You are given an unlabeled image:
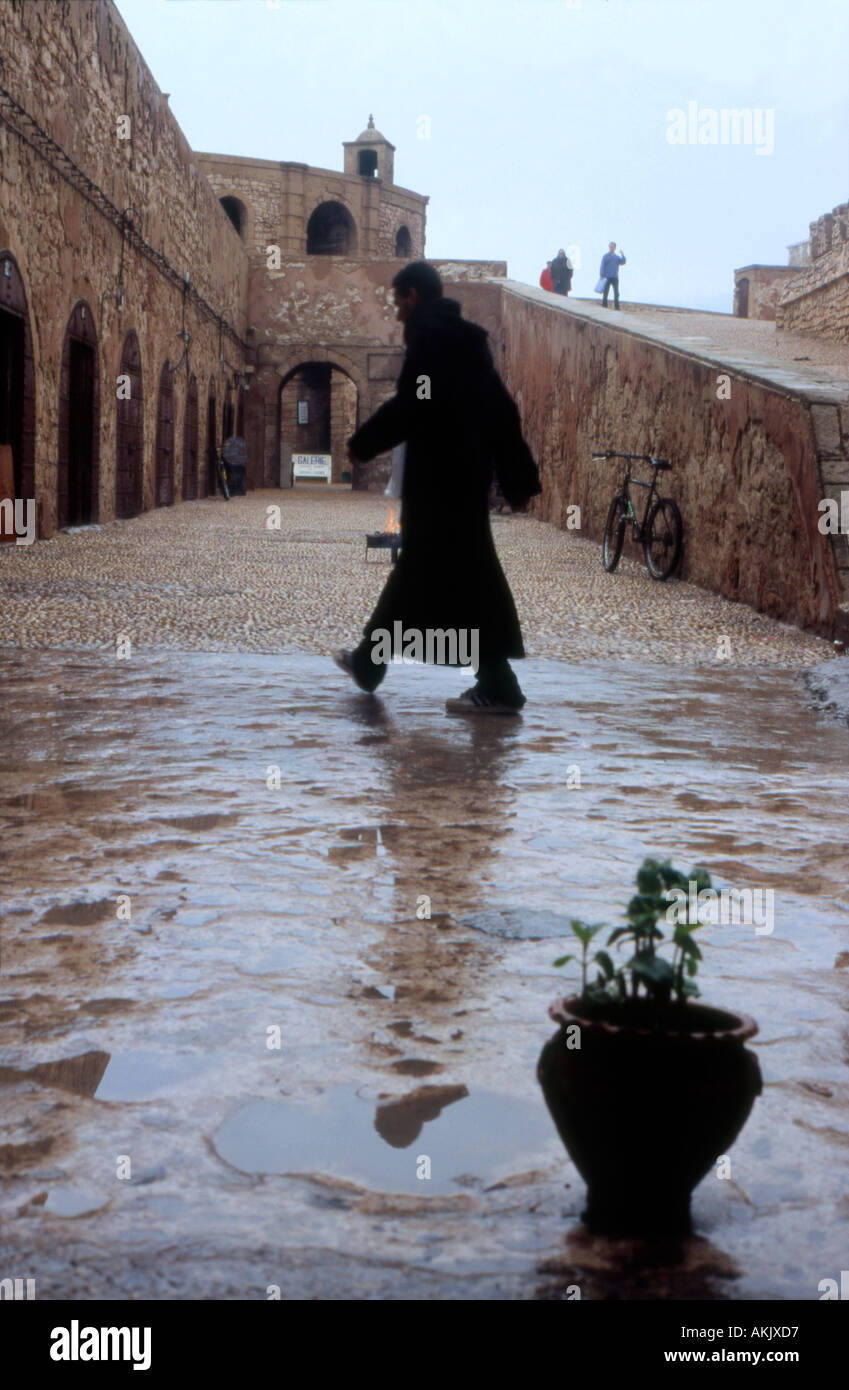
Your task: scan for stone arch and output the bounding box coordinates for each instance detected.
[0,251,36,507]
[154,360,175,508]
[394,225,412,258]
[277,356,359,487]
[205,377,217,495]
[219,195,248,239]
[306,200,358,256]
[182,373,199,500]
[115,329,143,518]
[57,300,100,528]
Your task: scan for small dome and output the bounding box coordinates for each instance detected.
[353,114,392,144]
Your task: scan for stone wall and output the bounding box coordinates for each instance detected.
[490,284,845,637]
[733,266,800,321]
[196,153,427,263]
[776,202,849,342]
[0,0,249,536]
[777,242,849,342]
[246,261,507,491]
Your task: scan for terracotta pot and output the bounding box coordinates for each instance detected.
[537,996,762,1236]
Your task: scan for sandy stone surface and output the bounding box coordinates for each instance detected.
[0,489,835,670]
[567,299,849,381]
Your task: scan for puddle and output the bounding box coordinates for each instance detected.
[460,908,578,941]
[212,1085,557,1195]
[93,1050,211,1102]
[42,1187,109,1218]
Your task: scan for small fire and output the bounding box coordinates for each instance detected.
[384,507,400,535]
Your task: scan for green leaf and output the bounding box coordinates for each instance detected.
[607,926,634,945]
[636,861,662,896]
[552,954,575,969]
[631,955,675,986]
[570,920,603,946]
[594,950,616,980]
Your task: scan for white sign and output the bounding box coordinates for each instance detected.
[292,454,332,480]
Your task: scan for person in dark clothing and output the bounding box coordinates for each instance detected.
[335,261,541,715]
[600,242,626,308]
[550,249,573,296]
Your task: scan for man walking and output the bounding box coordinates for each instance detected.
[550,249,573,296]
[600,241,626,308]
[335,261,540,715]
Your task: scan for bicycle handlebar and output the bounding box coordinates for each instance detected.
[592,451,670,466]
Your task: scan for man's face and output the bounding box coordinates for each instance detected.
[609,243,616,252]
[393,287,419,323]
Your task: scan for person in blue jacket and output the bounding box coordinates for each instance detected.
[600,243,626,309]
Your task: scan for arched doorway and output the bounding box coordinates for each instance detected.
[205,379,217,495]
[58,301,100,528]
[154,362,174,508]
[220,196,247,238]
[115,330,143,518]
[0,252,36,506]
[278,361,358,487]
[306,201,358,255]
[735,277,749,318]
[394,225,411,258]
[182,374,199,500]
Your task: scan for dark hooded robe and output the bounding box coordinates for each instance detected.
[348,296,541,664]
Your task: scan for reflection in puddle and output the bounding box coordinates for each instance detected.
[94,1050,210,1102]
[375,1084,468,1147]
[212,1086,556,1195]
[0,1050,109,1097]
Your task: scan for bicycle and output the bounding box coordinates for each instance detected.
[215,450,231,501]
[593,450,683,580]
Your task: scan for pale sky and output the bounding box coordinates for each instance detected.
[115,0,849,312]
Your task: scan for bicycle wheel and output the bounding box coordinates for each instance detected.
[216,456,231,501]
[644,497,682,579]
[602,493,627,572]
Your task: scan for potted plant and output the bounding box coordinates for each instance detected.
[537,857,762,1236]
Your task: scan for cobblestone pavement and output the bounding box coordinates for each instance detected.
[0,489,834,669]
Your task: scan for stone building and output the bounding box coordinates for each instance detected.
[734,200,849,341]
[776,201,849,342]
[732,264,800,321]
[196,118,430,491]
[0,0,502,536]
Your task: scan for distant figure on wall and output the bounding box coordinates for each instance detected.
[540,262,553,292]
[550,249,573,296]
[600,242,626,309]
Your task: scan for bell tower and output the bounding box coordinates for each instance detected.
[343,115,395,185]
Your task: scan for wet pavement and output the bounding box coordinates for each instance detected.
[2,642,848,1299]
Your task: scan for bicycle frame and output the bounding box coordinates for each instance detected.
[593,452,664,539]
